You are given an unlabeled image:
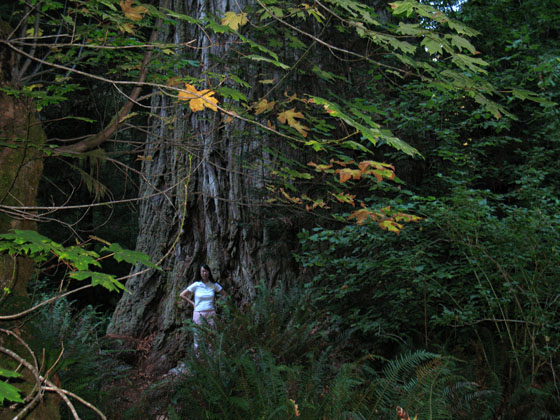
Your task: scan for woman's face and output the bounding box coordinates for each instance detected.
[200,267,210,281]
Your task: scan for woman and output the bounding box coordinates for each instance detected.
[180,263,226,350]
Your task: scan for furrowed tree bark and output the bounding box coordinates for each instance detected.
[107,0,300,373]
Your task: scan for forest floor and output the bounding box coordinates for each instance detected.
[102,363,179,420]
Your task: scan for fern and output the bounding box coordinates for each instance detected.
[28,296,124,420]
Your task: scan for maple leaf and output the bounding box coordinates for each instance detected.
[120,0,148,21]
[336,168,362,183]
[178,83,219,112]
[277,108,309,137]
[223,110,239,123]
[379,219,403,234]
[280,188,303,204]
[332,192,356,206]
[254,99,275,115]
[394,212,423,223]
[332,159,353,167]
[221,11,248,30]
[349,207,379,224]
[285,92,298,102]
[307,161,333,171]
[358,160,396,182]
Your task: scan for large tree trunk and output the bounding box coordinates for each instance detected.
[0,23,61,418]
[0,92,44,302]
[107,0,299,373]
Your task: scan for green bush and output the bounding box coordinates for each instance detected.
[297,184,560,419]
[161,281,481,420]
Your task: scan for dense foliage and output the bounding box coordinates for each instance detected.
[296,0,560,418]
[1,0,559,418]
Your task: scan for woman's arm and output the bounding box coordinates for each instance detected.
[180,289,195,307]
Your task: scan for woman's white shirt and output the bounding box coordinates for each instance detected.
[185,281,223,311]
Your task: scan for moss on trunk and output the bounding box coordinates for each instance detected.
[0,91,61,419]
[0,92,45,299]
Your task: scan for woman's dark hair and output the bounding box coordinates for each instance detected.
[197,263,215,282]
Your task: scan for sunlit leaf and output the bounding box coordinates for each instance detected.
[120,0,148,21]
[221,11,248,30]
[254,99,275,115]
[178,83,219,112]
[277,108,309,137]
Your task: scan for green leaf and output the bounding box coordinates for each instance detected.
[239,35,280,61]
[69,271,126,292]
[451,54,488,74]
[421,36,443,55]
[0,368,21,379]
[449,35,477,54]
[243,55,290,70]
[0,369,24,404]
[390,1,414,17]
[0,229,61,255]
[325,0,380,25]
[397,22,426,36]
[216,86,247,103]
[511,88,556,106]
[312,65,344,83]
[310,96,421,157]
[163,9,202,24]
[447,19,480,37]
[57,246,101,270]
[101,243,160,269]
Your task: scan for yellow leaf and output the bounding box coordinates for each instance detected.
[120,0,148,21]
[277,108,309,137]
[332,192,356,206]
[221,11,248,30]
[166,76,182,87]
[223,111,238,123]
[394,212,423,223]
[291,120,309,137]
[379,219,403,234]
[280,188,303,204]
[285,92,299,102]
[136,155,153,161]
[254,99,275,115]
[118,22,136,34]
[178,83,219,112]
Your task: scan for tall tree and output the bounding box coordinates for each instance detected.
[2,0,508,374]
[107,0,506,371]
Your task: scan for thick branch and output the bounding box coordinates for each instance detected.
[54,27,160,154]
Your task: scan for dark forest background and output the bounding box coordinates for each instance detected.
[1,0,559,419]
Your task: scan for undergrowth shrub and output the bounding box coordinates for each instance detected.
[160,281,481,420]
[29,296,126,420]
[296,183,560,419]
